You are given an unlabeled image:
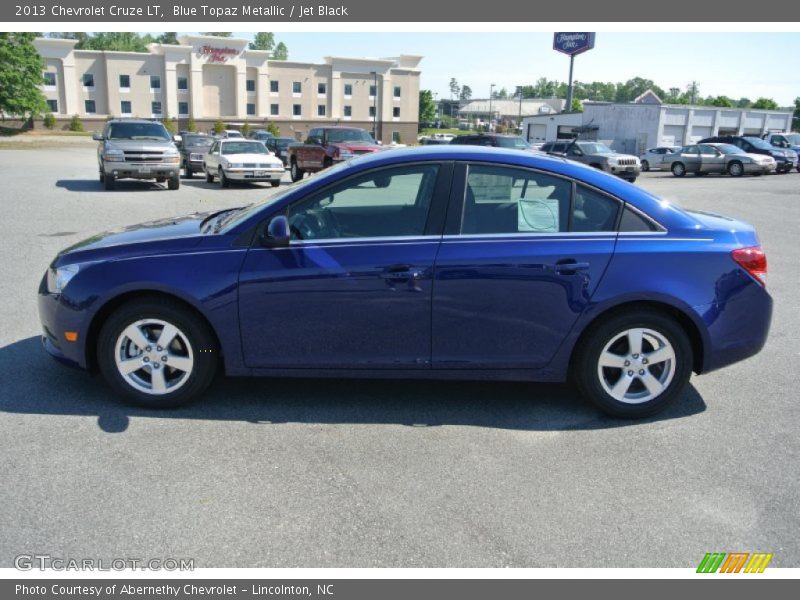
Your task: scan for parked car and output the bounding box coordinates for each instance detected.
[93,119,181,191]
[177,133,214,178]
[699,135,797,173]
[285,126,382,182]
[216,129,244,139]
[667,143,776,177]
[203,139,284,188]
[541,140,641,183]
[451,133,535,151]
[38,146,772,419]
[639,147,680,171]
[420,138,452,145]
[251,130,275,143]
[762,132,800,172]
[265,136,297,167]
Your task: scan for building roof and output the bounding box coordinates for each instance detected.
[458,98,565,117]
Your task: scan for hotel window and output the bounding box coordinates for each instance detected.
[120,101,132,115]
[343,105,352,117]
[270,103,279,116]
[393,107,401,118]
[293,104,302,117]
[317,104,326,117]
[84,100,96,114]
[292,81,302,94]
[369,106,376,118]
[344,83,353,97]
[150,75,161,91]
[177,77,188,92]
[119,74,130,89]
[246,79,256,93]
[270,80,279,93]
[46,99,58,113]
[369,85,376,97]
[247,103,256,116]
[178,102,189,116]
[43,72,56,87]
[82,73,94,88]
[317,82,327,95]
[151,101,162,116]
[394,86,401,98]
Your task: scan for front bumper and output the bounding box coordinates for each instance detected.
[37,278,89,370]
[744,162,777,174]
[225,168,284,182]
[608,164,641,178]
[104,161,179,180]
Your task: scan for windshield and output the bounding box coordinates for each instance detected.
[494,136,532,149]
[184,135,213,147]
[743,137,774,151]
[326,129,375,143]
[785,134,800,145]
[221,141,268,155]
[107,122,171,141]
[577,142,614,154]
[275,138,294,148]
[715,144,745,155]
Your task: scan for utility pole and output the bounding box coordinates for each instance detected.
[488,83,495,131]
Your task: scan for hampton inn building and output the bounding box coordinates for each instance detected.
[34,35,422,143]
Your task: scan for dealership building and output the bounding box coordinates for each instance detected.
[33,35,422,144]
[522,91,794,154]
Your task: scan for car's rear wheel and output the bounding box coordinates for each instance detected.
[640,160,650,172]
[574,309,693,418]
[671,162,686,177]
[97,299,218,408]
[290,160,304,182]
[727,161,744,177]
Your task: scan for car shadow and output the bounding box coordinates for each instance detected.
[55,179,169,192]
[1,336,706,434]
[180,178,284,190]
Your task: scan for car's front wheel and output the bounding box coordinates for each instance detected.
[219,169,230,188]
[184,161,193,178]
[574,309,693,418]
[290,160,304,182]
[671,162,686,177]
[205,165,214,183]
[97,298,218,408]
[640,160,650,172]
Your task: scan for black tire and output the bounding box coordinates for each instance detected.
[270,180,280,188]
[323,157,333,169]
[184,162,193,178]
[671,162,686,177]
[104,173,116,190]
[219,169,230,188]
[96,298,218,409]
[727,161,744,177]
[290,160,304,182]
[573,309,693,419]
[99,170,105,183]
[168,174,180,190]
[625,177,637,184]
[640,160,650,172]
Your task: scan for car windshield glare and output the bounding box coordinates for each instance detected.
[107,122,171,141]
[221,142,268,155]
[716,144,745,155]
[326,129,374,143]
[578,142,613,154]
[495,137,532,149]
[185,136,213,147]
[784,134,800,145]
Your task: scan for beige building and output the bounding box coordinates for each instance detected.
[34,35,422,144]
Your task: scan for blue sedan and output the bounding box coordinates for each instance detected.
[38,146,772,418]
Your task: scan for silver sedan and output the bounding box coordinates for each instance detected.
[639,147,680,171]
[667,143,776,177]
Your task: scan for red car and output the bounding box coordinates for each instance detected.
[286,127,382,181]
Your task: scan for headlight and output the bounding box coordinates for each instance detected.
[228,162,244,168]
[607,157,618,165]
[190,153,203,160]
[46,264,80,294]
[103,149,124,162]
[163,154,180,164]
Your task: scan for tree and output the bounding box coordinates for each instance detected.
[202,33,233,37]
[157,32,179,45]
[571,98,583,112]
[418,90,437,125]
[266,122,281,137]
[68,114,83,132]
[709,96,733,108]
[495,87,508,99]
[186,117,197,133]
[668,87,681,102]
[241,122,252,137]
[685,81,700,105]
[736,97,752,108]
[459,85,472,101]
[449,78,460,100]
[0,33,48,119]
[793,97,800,131]
[272,42,288,60]
[213,119,225,135]
[752,97,778,110]
[161,114,176,134]
[532,77,558,98]
[250,33,275,51]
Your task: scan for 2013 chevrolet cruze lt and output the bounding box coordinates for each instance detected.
[38,147,772,418]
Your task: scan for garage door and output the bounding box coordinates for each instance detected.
[690,125,712,141]
[661,125,684,146]
[527,123,547,142]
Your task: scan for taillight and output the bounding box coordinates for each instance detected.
[731,246,767,286]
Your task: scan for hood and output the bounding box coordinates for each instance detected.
[332,141,382,153]
[743,152,774,163]
[221,153,282,164]
[55,212,212,263]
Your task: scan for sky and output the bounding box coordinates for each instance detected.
[229,32,800,106]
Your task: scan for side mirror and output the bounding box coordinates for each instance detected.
[308,136,323,145]
[261,215,290,247]
[92,131,103,141]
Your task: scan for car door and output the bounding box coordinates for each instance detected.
[205,141,220,173]
[237,162,452,369]
[431,162,619,369]
[678,145,701,172]
[699,144,725,173]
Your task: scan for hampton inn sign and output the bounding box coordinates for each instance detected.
[199,45,240,63]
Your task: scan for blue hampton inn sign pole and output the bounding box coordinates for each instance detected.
[553,32,596,112]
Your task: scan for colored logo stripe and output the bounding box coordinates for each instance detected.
[697,552,773,573]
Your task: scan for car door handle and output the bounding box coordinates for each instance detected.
[380,265,426,281]
[553,260,590,274]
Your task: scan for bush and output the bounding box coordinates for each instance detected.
[43,113,56,129]
[68,115,83,132]
[266,122,281,137]
[241,121,252,137]
[213,119,225,135]
[186,117,197,133]
[161,116,176,134]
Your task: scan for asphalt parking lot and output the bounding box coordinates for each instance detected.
[0,138,798,568]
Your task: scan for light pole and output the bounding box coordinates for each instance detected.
[517,86,523,133]
[488,83,495,131]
